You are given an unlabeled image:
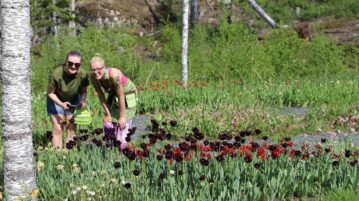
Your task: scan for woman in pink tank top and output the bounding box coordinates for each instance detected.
[89,54,138,149]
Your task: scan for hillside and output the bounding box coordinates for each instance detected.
[75,0,359,47]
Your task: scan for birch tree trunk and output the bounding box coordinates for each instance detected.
[69,0,76,35]
[52,0,58,36]
[190,0,198,25]
[0,0,37,200]
[181,0,189,88]
[248,0,278,28]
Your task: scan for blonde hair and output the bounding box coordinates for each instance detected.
[90,53,105,66]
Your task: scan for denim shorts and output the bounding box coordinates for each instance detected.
[46,96,80,115]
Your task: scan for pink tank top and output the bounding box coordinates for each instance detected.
[108,67,128,86]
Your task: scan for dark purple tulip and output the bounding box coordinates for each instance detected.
[203,140,209,146]
[345,150,352,158]
[79,129,88,134]
[254,163,261,169]
[281,142,288,148]
[235,136,241,142]
[245,130,252,136]
[190,144,197,151]
[218,133,227,141]
[234,141,241,148]
[124,183,131,189]
[216,155,224,162]
[332,160,339,167]
[152,122,159,130]
[255,129,262,135]
[321,138,327,143]
[126,151,136,160]
[165,151,173,160]
[240,139,246,144]
[194,133,204,140]
[125,136,131,142]
[174,155,183,162]
[133,169,141,176]
[244,155,252,163]
[199,175,205,181]
[284,137,291,142]
[46,131,53,140]
[162,121,168,126]
[94,128,103,135]
[325,147,331,153]
[199,158,209,166]
[142,149,150,158]
[159,172,166,179]
[156,155,163,161]
[166,134,172,140]
[149,137,157,144]
[294,150,302,157]
[159,128,166,135]
[262,136,268,141]
[140,143,147,149]
[179,142,189,151]
[268,145,277,151]
[169,120,177,127]
[114,162,121,169]
[192,127,199,134]
[164,144,172,151]
[66,143,74,150]
[190,139,198,144]
[349,159,358,166]
[239,131,246,137]
[185,135,191,142]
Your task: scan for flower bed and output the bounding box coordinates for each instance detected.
[36,120,359,201]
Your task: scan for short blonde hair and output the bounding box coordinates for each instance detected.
[90,53,105,66]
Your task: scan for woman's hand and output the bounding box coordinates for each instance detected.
[118,117,126,130]
[62,102,71,110]
[79,101,86,109]
[103,115,112,124]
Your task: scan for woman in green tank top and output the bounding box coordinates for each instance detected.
[47,51,89,149]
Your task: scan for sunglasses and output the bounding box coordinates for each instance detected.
[67,61,81,68]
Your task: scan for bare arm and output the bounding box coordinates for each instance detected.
[47,86,69,110]
[113,74,126,120]
[110,70,126,129]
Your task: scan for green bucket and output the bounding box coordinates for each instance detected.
[74,108,92,125]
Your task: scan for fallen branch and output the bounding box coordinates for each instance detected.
[206,0,213,11]
[248,0,278,28]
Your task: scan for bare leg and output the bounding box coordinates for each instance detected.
[65,115,76,143]
[50,115,65,149]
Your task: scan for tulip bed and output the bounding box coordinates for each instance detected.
[35,119,359,201]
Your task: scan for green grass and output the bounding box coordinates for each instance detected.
[320,188,359,201]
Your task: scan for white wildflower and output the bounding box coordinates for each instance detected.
[36,161,45,172]
[56,164,64,172]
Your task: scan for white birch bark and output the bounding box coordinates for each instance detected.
[181,0,189,88]
[52,0,58,36]
[69,0,76,35]
[248,0,278,28]
[0,0,37,200]
[190,0,198,24]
